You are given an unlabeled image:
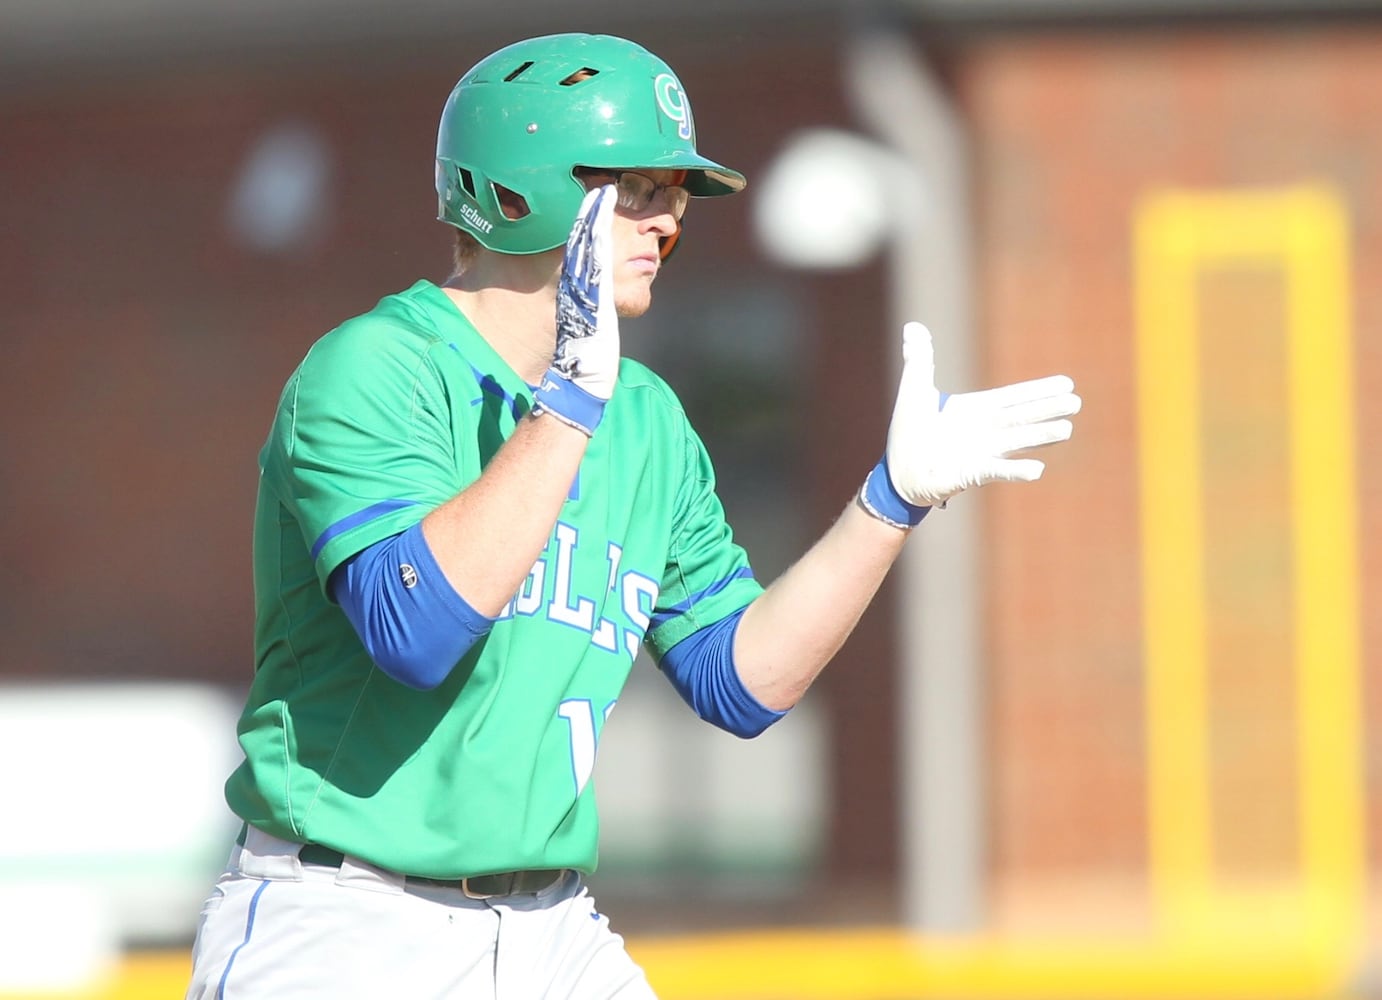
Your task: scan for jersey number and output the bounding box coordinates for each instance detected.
[558,698,616,796]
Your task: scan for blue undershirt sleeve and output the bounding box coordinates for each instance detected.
[657,607,786,739]
[330,522,495,690]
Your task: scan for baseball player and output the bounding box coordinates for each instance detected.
[185,31,1080,1000]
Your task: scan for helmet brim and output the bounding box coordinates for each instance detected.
[581,153,745,197]
[684,164,746,198]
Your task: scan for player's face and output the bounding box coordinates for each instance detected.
[579,169,687,318]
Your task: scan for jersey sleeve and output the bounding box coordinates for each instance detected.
[643,419,763,659]
[261,320,462,597]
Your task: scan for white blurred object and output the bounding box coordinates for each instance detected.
[0,682,243,946]
[751,127,924,270]
[226,120,334,253]
[0,883,116,991]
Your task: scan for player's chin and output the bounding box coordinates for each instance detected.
[614,286,655,319]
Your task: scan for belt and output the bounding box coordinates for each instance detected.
[296,842,565,899]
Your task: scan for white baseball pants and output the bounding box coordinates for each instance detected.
[185,826,656,999]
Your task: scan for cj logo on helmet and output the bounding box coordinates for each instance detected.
[654,73,695,142]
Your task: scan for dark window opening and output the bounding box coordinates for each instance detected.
[493,183,530,220]
[559,68,600,86]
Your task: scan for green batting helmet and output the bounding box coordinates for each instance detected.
[435,33,746,255]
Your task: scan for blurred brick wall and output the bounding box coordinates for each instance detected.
[958,22,1382,913]
[1,64,456,682]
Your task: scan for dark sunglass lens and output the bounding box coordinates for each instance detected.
[617,173,655,210]
[668,188,690,219]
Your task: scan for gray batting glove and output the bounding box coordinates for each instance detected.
[859,322,1082,527]
[532,185,619,436]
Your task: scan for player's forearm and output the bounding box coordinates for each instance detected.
[421,410,588,617]
[733,499,911,711]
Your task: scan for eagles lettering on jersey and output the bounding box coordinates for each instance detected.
[228,280,762,880]
[500,524,659,662]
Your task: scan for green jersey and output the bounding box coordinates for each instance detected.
[225,280,762,879]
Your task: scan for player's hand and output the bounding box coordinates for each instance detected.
[858,322,1081,527]
[532,184,619,436]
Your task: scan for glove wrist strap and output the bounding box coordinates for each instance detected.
[858,457,931,529]
[532,369,606,437]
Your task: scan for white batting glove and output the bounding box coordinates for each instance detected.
[532,184,619,436]
[859,322,1082,528]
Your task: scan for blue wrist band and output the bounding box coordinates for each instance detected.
[858,456,931,529]
[531,368,606,436]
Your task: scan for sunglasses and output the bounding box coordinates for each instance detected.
[576,170,691,221]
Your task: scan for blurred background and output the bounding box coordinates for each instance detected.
[1,0,1379,997]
